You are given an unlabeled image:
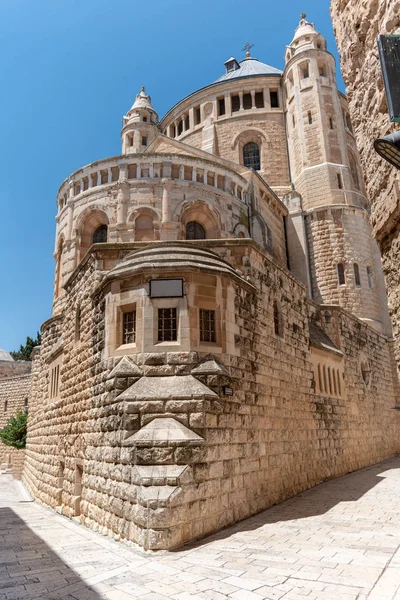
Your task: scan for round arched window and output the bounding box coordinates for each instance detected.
[186,221,206,240]
[243,142,261,170]
[93,224,108,244]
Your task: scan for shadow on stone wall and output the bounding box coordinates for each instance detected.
[0,507,102,600]
[173,457,399,552]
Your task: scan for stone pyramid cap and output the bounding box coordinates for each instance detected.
[130,86,156,113]
[107,356,142,379]
[192,359,229,376]
[118,374,217,401]
[128,417,204,446]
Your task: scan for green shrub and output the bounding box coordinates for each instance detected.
[0,410,27,449]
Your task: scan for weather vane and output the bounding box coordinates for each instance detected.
[242,42,254,57]
[300,12,307,19]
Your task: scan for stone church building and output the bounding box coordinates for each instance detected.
[21,17,400,550]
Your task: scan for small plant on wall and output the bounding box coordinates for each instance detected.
[0,410,27,449]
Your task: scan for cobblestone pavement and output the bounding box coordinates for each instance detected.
[1,458,400,600]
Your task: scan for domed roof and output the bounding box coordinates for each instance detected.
[130,87,156,113]
[291,16,319,44]
[0,349,13,362]
[103,243,252,288]
[215,57,282,83]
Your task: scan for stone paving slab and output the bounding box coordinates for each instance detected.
[1,458,400,599]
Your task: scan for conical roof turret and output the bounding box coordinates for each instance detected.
[130,86,156,113]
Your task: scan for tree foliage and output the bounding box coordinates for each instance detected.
[0,410,27,449]
[10,332,41,361]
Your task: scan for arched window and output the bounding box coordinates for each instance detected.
[186,221,206,240]
[93,224,108,244]
[243,142,261,171]
[337,263,345,286]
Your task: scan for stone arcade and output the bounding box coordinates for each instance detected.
[22,17,400,550]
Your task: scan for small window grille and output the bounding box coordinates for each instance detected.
[200,309,216,343]
[243,93,252,110]
[337,263,345,285]
[366,266,374,289]
[158,308,177,342]
[93,224,107,244]
[270,90,279,108]
[231,95,240,112]
[123,311,136,344]
[354,263,361,286]
[186,221,206,240]
[243,142,261,170]
[255,92,264,108]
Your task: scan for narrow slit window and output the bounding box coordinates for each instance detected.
[255,92,264,108]
[273,301,283,337]
[337,173,343,189]
[323,366,327,393]
[329,117,333,129]
[218,97,225,116]
[308,111,312,124]
[185,115,189,130]
[317,364,322,392]
[270,90,279,108]
[158,308,177,342]
[243,93,252,110]
[194,106,201,125]
[123,310,136,344]
[75,306,81,343]
[327,367,332,394]
[199,309,216,343]
[337,370,342,396]
[354,263,361,286]
[337,263,345,285]
[366,266,374,289]
[231,95,240,112]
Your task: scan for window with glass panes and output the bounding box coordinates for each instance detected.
[199,309,216,343]
[123,311,136,344]
[158,308,177,342]
[243,142,261,170]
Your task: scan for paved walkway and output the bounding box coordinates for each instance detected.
[1,458,400,600]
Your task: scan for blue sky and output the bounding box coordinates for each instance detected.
[0,0,342,352]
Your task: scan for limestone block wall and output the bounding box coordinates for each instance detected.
[306,206,385,329]
[0,373,30,478]
[23,241,400,550]
[0,360,31,379]
[330,0,400,370]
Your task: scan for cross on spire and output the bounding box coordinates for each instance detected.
[242,42,254,57]
[300,12,307,20]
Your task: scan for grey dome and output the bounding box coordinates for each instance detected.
[215,57,282,83]
[0,349,13,362]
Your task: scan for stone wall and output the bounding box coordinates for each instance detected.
[0,360,31,379]
[330,0,400,369]
[0,373,30,479]
[23,243,400,549]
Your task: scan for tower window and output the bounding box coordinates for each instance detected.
[4,400,7,413]
[243,93,252,110]
[231,95,240,112]
[24,398,28,414]
[186,221,206,240]
[366,266,374,289]
[308,111,312,124]
[143,116,148,122]
[93,224,108,244]
[178,120,183,135]
[270,90,279,108]
[319,63,327,77]
[273,301,283,337]
[123,310,136,344]
[185,115,189,130]
[255,92,264,108]
[158,308,177,342]
[243,142,261,171]
[354,263,361,286]
[329,117,333,129]
[218,97,226,116]
[75,306,81,343]
[337,263,345,286]
[142,136,147,146]
[194,106,201,125]
[299,62,310,79]
[337,173,343,189]
[292,114,296,127]
[199,309,216,343]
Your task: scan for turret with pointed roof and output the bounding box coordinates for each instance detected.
[121,86,159,154]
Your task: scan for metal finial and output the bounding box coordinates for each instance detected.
[242,42,254,57]
[300,12,306,20]
[141,86,145,93]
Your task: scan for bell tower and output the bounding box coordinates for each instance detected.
[283,16,391,334]
[121,87,159,154]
